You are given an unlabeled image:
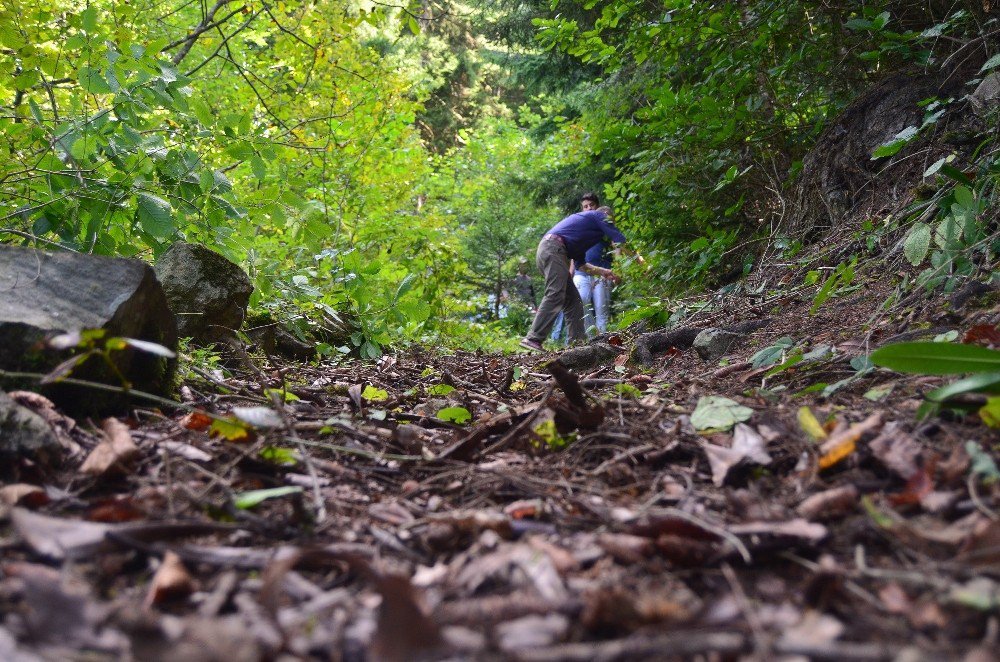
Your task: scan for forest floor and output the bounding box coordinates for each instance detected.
[2,238,1000,661]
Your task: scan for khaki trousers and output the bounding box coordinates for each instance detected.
[527,238,586,344]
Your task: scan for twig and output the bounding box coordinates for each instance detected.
[513,631,746,662]
[722,563,769,659]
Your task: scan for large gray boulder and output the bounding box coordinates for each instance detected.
[0,390,62,474]
[154,242,253,344]
[0,245,176,413]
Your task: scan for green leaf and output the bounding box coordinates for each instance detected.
[260,446,299,466]
[926,371,1000,402]
[79,65,111,94]
[136,192,174,238]
[437,406,471,424]
[234,486,302,509]
[394,273,417,302]
[871,342,1000,375]
[361,385,388,401]
[427,384,455,395]
[979,397,1000,428]
[980,53,1000,73]
[751,337,795,368]
[690,396,753,432]
[614,383,643,398]
[81,7,99,33]
[407,16,420,34]
[903,222,931,266]
[871,126,919,159]
[209,417,252,442]
[250,156,267,180]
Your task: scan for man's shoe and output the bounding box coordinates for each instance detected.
[519,338,544,352]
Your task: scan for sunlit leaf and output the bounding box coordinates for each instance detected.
[437,406,471,424]
[234,486,302,510]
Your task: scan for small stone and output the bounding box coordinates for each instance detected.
[0,391,62,475]
[693,328,742,361]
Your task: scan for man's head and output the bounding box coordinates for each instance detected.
[581,192,600,211]
[597,205,613,222]
[517,258,530,274]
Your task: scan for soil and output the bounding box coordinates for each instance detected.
[1,235,999,661]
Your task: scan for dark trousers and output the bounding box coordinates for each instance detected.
[527,238,585,344]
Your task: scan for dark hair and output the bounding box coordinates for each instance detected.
[581,192,600,206]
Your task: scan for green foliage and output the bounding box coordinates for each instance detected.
[437,406,472,424]
[870,342,1000,375]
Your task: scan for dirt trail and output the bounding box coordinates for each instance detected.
[2,245,999,661]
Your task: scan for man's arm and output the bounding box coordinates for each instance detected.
[579,262,620,282]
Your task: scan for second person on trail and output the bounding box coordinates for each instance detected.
[520,208,627,352]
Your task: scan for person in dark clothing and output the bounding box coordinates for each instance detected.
[520,209,626,351]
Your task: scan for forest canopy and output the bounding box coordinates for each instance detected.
[1,0,996,354]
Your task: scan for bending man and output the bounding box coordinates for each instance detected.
[520,208,626,352]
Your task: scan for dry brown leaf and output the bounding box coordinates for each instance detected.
[0,484,49,509]
[795,485,858,520]
[818,412,883,470]
[178,411,213,431]
[597,533,655,564]
[80,418,140,477]
[144,551,197,608]
[868,422,922,480]
[372,572,444,662]
[878,583,911,614]
[701,423,772,487]
[11,507,113,560]
[963,323,1000,347]
[1,561,126,653]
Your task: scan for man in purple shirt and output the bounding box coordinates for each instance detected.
[520,209,626,351]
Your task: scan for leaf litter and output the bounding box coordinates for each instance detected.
[2,272,1000,660]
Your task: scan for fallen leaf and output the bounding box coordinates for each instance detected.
[372,572,444,662]
[798,406,827,441]
[818,413,883,470]
[10,508,112,561]
[231,406,285,429]
[868,422,922,479]
[878,583,911,614]
[496,614,569,653]
[699,425,772,487]
[778,611,844,649]
[0,562,126,652]
[888,456,937,506]
[79,418,140,477]
[0,484,49,508]
[178,411,213,431]
[690,396,754,432]
[144,551,197,608]
[963,323,1000,347]
[795,485,859,520]
[159,440,212,463]
[233,486,303,510]
[208,417,254,442]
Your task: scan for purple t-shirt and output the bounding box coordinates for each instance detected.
[546,211,626,264]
